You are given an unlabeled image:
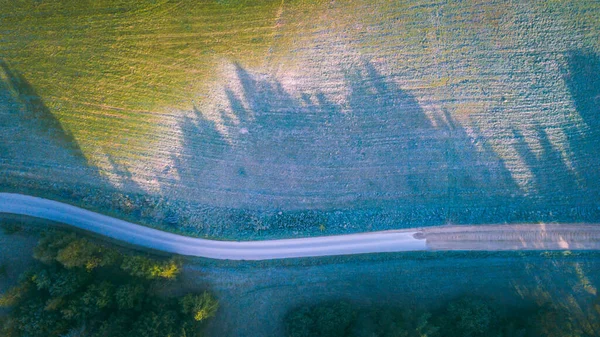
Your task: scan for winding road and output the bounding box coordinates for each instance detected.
[0,193,426,260]
[1,193,598,260]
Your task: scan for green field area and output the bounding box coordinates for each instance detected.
[1,0,600,238]
[1,0,294,159]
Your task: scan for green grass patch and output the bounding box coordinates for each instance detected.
[0,0,301,162]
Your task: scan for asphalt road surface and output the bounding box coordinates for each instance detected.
[0,193,426,260]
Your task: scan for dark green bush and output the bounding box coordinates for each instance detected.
[0,231,217,337]
[286,297,598,337]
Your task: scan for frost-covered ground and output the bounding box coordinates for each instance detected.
[1,1,599,239]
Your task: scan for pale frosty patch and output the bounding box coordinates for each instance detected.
[92,109,185,195]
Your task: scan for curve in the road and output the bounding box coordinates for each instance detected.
[0,193,427,260]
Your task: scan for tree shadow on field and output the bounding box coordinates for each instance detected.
[505,50,600,211]
[458,49,600,223]
[0,60,153,226]
[511,126,582,201]
[0,60,86,160]
[0,59,108,197]
[174,61,523,230]
[562,51,600,199]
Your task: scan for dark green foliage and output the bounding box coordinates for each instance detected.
[31,266,91,297]
[130,308,179,337]
[0,281,32,307]
[57,238,119,270]
[9,298,69,337]
[121,255,180,280]
[90,314,129,337]
[529,305,586,337]
[180,292,220,322]
[0,231,217,337]
[439,297,496,337]
[0,263,7,278]
[287,307,315,337]
[286,297,598,337]
[34,232,119,270]
[33,232,78,264]
[33,230,179,278]
[1,221,23,235]
[286,303,440,337]
[115,283,146,311]
[286,302,357,337]
[313,302,356,337]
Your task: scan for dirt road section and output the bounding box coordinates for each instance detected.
[423,224,600,250]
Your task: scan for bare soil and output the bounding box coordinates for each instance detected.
[423,224,600,250]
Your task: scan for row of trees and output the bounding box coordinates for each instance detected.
[286,297,599,337]
[0,230,218,337]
